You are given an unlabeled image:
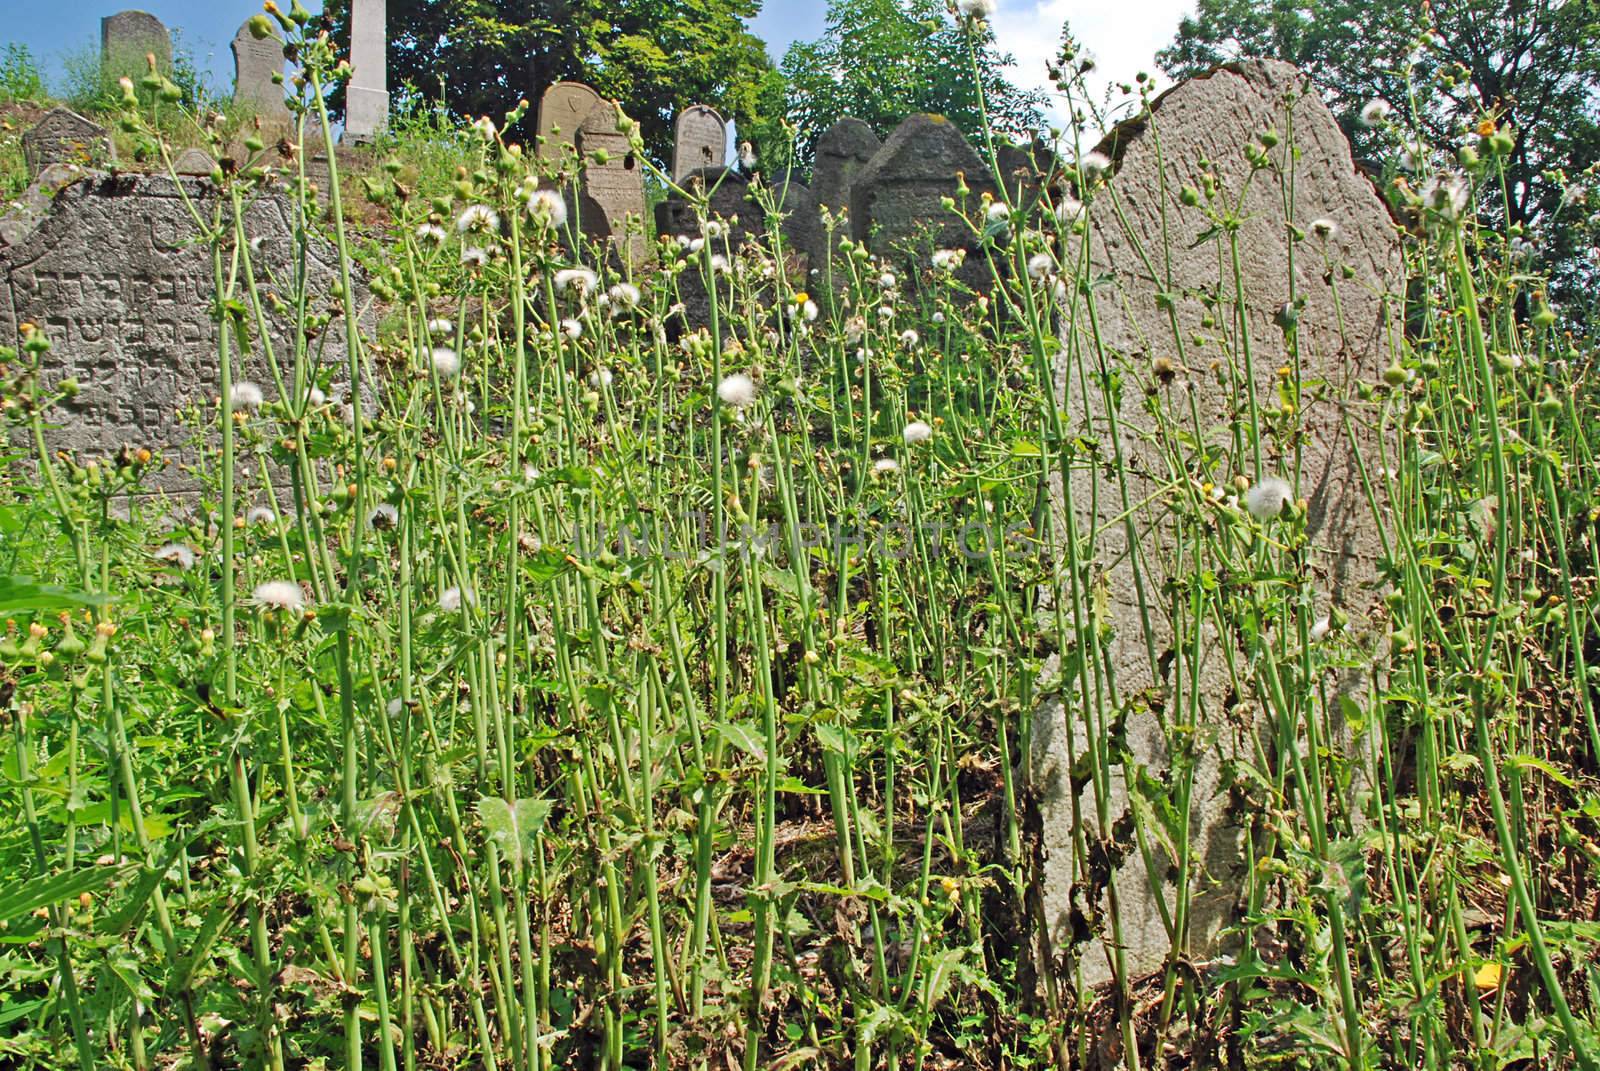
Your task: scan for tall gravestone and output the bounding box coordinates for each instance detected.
[1033,59,1397,987]
[21,108,113,177]
[0,174,367,490]
[671,105,727,183]
[536,81,601,166]
[851,114,996,287]
[344,0,388,140]
[232,19,291,129]
[101,10,171,80]
[574,101,646,268]
[812,117,880,213]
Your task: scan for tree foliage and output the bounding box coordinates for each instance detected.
[320,0,778,166]
[778,0,1046,169]
[1158,0,1600,312]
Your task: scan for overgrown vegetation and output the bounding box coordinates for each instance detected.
[1,6,1599,1071]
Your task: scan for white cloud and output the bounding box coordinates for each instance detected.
[988,0,1193,134]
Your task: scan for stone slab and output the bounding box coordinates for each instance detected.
[812,117,879,214]
[232,19,291,129]
[344,0,388,140]
[21,108,113,177]
[575,100,646,267]
[1034,58,1398,988]
[0,173,368,491]
[101,10,171,79]
[672,105,727,183]
[536,81,601,166]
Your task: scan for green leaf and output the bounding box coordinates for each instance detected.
[713,719,767,764]
[0,863,136,926]
[476,796,554,870]
[0,575,110,616]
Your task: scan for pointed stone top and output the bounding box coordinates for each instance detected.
[21,107,113,176]
[537,81,602,160]
[671,105,727,183]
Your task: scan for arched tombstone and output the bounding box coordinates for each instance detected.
[101,10,171,81]
[574,101,646,267]
[232,19,291,130]
[21,108,113,177]
[850,113,996,288]
[537,81,601,167]
[672,105,727,183]
[812,117,880,214]
[343,0,389,140]
[1033,58,1398,988]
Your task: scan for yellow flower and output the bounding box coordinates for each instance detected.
[1476,119,1497,138]
[1473,961,1502,991]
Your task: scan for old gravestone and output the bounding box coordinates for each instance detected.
[171,148,215,177]
[21,108,113,177]
[574,101,647,268]
[344,0,389,141]
[0,173,367,490]
[812,117,879,213]
[101,10,171,80]
[654,167,822,326]
[851,114,997,288]
[536,82,601,166]
[1032,59,1397,987]
[671,105,727,183]
[232,19,291,129]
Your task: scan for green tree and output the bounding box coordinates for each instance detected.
[778,0,1046,169]
[320,0,780,168]
[1158,0,1600,314]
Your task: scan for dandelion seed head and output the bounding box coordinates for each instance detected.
[525,188,567,228]
[1244,476,1293,520]
[560,318,583,340]
[957,0,997,19]
[1360,98,1392,128]
[1079,151,1112,182]
[460,246,489,267]
[554,268,598,296]
[252,579,305,614]
[415,223,446,244]
[155,542,196,570]
[430,346,461,379]
[1027,252,1054,279]
[456,204,500,235]
[902,420,934,446]
[247,505,276,526]
[873,457,899,475]
[1308,217,1340,242]
[439,586,471,613]
[230,380,264,410]
[368,502,399,530]
[607,282,641,307]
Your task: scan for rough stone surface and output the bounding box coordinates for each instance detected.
[811,118,879,213]
[575,101,646,267]
[101,10,171,78]
[850,114,995,286]
[0,173,366,490]
[654,167,821,326]
[171,148,216,177]
[232,20,291,129]
[671,105,727,183]
[344,0,388,141]
[1034,59,1397,987]
[536,82,601,165]
[22,109,113,177]
[0,166,83,248]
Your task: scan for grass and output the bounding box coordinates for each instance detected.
[1,11,1598,1071]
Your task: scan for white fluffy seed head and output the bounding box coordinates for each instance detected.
[1360,98,1392,128]
[230,380,264,410]
[456,204,500,234]
[1080,151,1112,182]
[430,346,461,379]
[439,586,472,613]
[902,420,933,445]
[1308,217,1340,242]
[1244,476,1293,520]
[247,505,276,526]
[554,268,598,296]
[526,188,568,229]
[368,503,399,530]
[1027,252,1054,279]
[957,0,997,19]
[717,373,757,409]
[252,579,305,614]
[155,542,196,570]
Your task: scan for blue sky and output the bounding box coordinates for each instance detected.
[0,0,1191,126]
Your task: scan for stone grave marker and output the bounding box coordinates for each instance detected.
[344,0,389,141]
[537,82,601,166]
[101,10,171,80]
[21,108,113,177]
[654,167,822,326]
[812,117,879,213]
[575,101,646,267]
[1033,58,1398,987]
[171,148,215,176]
[850,113,996,287]
[0,173,367,491]
[232,19,291,129]
[672,105,727,183]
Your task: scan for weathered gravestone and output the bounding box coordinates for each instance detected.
[21,108,113,177]
[344,0,389,141]
[1032,59,1397,987]
[671,105,727,183]
[0,166,80,249]
[0,173,366,490]
[171,148,216,177]
[575,101,647,267]
[850,114,996,287]
[536,82,601,166]
[812,117,879,213]
[232,19,291,129]
[654,167,823,326]
[101,10,171,79]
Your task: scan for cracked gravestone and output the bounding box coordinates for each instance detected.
[22,109,113,177]
[850,114,996,287]
[672,105,727,183]
[1033,58,1398,988]
[0,173,368,492]
[812,117,879,214]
